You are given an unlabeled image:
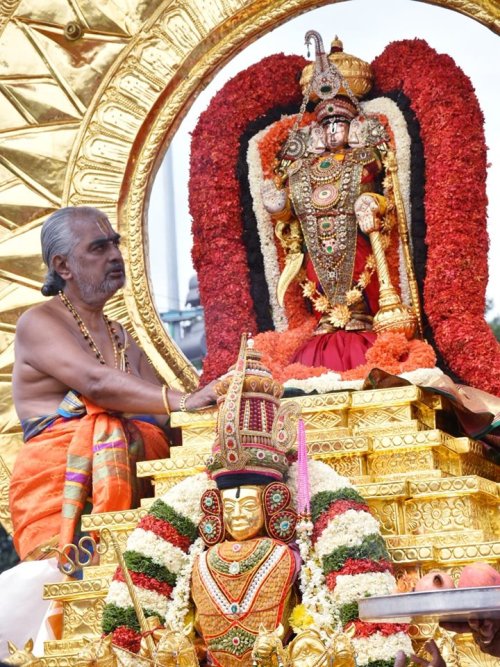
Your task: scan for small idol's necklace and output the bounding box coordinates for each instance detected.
[59,291,130,373]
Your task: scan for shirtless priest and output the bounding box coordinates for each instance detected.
[9,206,215,561]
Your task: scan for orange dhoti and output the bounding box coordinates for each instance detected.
[10,394,169,561]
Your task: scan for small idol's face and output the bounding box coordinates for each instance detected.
[323,119,350,150]
[289,630,327,667]
[221,485,265,541]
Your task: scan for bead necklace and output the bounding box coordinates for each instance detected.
[208,538,273,575]
[59,291,130,373]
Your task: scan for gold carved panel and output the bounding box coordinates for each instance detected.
[368,499,403,536]
[62,598,106,640]
[405,496,484,535]
[304,409,345,431]
[349,404,413,429]
[368,448,438,478]
[317,455,364,479]
[307,435,369,456]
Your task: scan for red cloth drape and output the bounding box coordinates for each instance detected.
[291,330,377,372]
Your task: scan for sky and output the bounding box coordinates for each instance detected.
[148,0,499,317]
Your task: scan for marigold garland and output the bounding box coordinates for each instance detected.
[254,318,327,382]
[341,331,436,381]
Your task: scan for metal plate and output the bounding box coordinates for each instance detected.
[358,586,500,623]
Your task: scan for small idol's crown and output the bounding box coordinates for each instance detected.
[208,334,299,489]
[300,36,373,101]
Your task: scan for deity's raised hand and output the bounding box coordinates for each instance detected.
[261,179,287,214]
[354,193,382,234]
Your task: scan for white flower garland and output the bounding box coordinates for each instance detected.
[163,537,205,631]
[314,510,381,558]
[247,123,289,332]
[291,461,349,636]
[332,571,396,606]
[290,459,353,497]
[284,372,364,393]
[107,579,133,610]
[126,528,187,574]
[295,516,340,640]
[107,580,168,618]
[288,459,406,666]
[284,365,443,394]
[352,632,414,666]
[161,472,214,524]
[287,458,354,510]
[105,473,212,616]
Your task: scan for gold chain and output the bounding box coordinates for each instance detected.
[59,291,130,373]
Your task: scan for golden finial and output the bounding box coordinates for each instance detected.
[300,34,373,100]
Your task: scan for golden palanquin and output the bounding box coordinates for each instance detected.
[37,386,499,666]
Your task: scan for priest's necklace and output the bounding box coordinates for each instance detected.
[59,291,130,373]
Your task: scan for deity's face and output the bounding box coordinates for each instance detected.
[323,119,350,150]
[289,630,327,667]
[307,124,326,154]
[221,485,265,541]
[347,117,366,148]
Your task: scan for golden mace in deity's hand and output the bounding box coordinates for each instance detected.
[354,193,418,340]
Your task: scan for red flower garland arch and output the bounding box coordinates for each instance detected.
[189,54,307,381]
[372,39,500,395]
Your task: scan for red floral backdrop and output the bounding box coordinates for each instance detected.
[372,40,500,394]
[190,54,307,380]
[189,42,500,395]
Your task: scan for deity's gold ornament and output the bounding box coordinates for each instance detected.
[300,36,373,101]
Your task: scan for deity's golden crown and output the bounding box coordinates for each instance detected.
[300,36,373,101]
